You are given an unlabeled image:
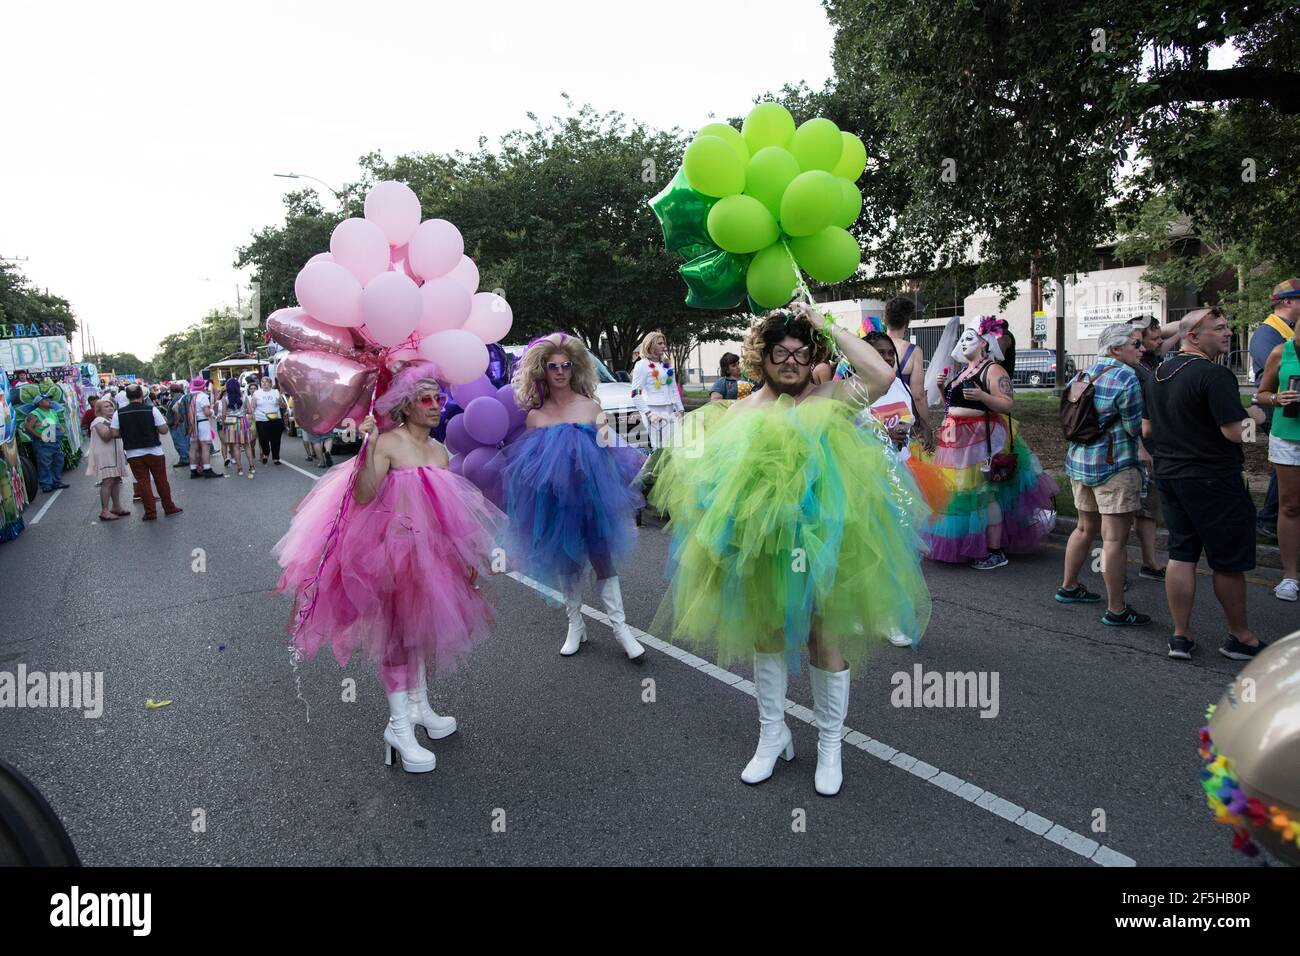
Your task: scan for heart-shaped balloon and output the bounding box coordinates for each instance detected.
[266,308,364,358]
[277,351,372,434]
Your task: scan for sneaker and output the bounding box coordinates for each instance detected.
[1257,524,1278,542]
[1168,635,1195,660]
[1102,606,1152,627]
[1274,579,1299,602]
[1220,635,1268,661]
[970,552,1008,571]
[887,630,913,647]
[1055,585,1101,603]
[1138,565,1166,581]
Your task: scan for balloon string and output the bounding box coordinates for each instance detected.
[779,240,871,405]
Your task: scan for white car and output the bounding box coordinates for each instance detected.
[503,344,645,446]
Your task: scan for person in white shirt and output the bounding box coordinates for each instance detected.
[188,376,216,478]
[251,377,288,464]
[630,329,684,450]
[109,384,182,520]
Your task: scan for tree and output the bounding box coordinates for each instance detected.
[239,102,749,373]
[0,262,78,340]
[819,0,1300,291]
[147,308,245,381]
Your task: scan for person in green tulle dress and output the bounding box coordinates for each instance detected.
[651,304,932,797]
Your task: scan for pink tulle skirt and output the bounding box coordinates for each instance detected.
[273,460,503,675]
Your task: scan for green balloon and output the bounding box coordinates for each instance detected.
[683,135,745,198]
[680,248,747,310]
[779,170,841,237]
[697,122,748,166]
[746,241,799,309]
[789,227,861,283]
[741,102,796,154]
[649,166,718,255]
[830,177,863,229]
[831,132,867,182]
[743,146,801,219]
[707,194,779,254]
[790,118,843,172]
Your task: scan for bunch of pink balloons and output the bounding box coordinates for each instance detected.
[442,377,528,506]
[269,180,514,436]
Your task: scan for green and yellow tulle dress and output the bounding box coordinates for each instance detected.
[649,395,932,671]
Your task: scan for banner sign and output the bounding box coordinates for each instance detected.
[0,336,72,372]
[0,321,66,339]
[1077,302,1162,340]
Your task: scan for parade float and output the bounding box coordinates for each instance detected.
[0,369,30,544]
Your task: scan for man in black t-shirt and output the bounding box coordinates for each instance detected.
[1143,308,1264,662]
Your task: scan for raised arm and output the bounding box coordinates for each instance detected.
[823,326,895,402]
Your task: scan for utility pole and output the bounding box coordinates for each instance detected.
[1055,274,1067,395]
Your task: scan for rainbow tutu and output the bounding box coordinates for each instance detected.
[923,414,1056,563]
[649,396,931,670]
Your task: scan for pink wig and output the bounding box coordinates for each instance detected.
[374,361,443,427]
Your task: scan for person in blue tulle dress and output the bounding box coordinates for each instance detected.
[500,333,647,660]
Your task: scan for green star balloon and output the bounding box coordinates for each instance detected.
[680,248,748,309]
[649,166,718,256]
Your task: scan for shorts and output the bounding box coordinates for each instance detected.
[1137,472,1161,521]
[1070,468,1140,515]
[1268,432,1300,466]
[1156,476,1256,572]
[196,421,214,443]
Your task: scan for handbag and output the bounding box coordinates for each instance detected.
[984,409,1018,482]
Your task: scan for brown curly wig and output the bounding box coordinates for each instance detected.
[740,307,831,384]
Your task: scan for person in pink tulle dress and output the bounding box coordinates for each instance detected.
[274,362,502,774]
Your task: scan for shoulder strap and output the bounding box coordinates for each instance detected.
[899,343,917,377]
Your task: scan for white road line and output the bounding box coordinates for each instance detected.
[281,460,321,482]
[505,569,1137,868]
[28,488,63,525]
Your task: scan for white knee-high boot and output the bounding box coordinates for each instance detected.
[809,665,850,796]
[409,664,457,739]
[383,691,436,773]
[598,576,645,660]
[741,653,795,784]
[560,576,587,656]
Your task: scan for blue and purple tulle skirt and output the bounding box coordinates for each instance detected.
[499,423,645,591]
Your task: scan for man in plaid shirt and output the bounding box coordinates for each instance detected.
[1057,323,1149,626]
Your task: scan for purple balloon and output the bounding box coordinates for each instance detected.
[447,453,463,476]
[463,396,509,445]
[462,445,503,492]
[495,383,526,427]
[505,423,527,444]
[451,375,497,406]
[445,414,475,455]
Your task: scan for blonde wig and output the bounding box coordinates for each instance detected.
[512,333,598,411]
[638,330,668,360]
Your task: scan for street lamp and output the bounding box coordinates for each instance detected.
[274,172,350,214]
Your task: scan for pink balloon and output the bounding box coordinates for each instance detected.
[417,278,473,336]
[330,217,390,286]
[463,395,509,445]
[266,307,362,357]
[417,329,488,385]
[446,255,479,295]
[407,219,463,280]
[364,181,422,247]
[463,291,513,343]
[307,252,335,265]
[387,346,422,363]
[277,351,371,434]
[361,271,422,347]
[295,260,363,328]
[341,369,377,428]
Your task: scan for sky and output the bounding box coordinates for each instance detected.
[1,0,836,362]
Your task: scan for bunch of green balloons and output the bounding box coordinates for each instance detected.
[651,102,866,310]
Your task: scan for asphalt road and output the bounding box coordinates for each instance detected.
[1,440,1291,867]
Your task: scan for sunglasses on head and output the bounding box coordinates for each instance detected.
[546,361,573,372]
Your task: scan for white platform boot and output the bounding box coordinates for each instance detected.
[560,576,587,656]
[598,576,645,660]
[383,691,436,773]
[741,653,795,784]
[810,665,850,796]
[409,666,457,740]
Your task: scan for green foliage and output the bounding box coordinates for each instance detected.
[148,308,246,381]
[95,352,150,378]
[0,262,77,339]
[238,102,749,372]
[815,0,1300,295]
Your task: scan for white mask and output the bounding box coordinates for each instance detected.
[952,329,981,362]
